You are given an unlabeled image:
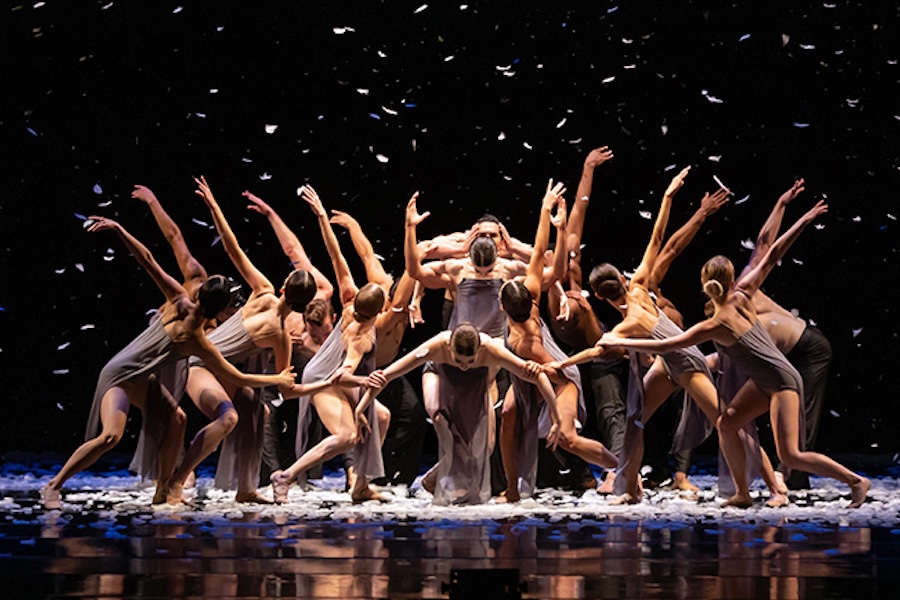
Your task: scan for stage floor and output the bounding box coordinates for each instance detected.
[1,458,898,599]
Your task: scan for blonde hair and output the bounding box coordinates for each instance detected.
[701,255,734,299]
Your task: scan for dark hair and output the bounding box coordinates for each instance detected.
[450,322,480,356]
[198,275,233,319]
[388,275,400,302]
[469,236,498,268]
[225,276,245,308]
[500,280,532,323]
[588,263,626,299]
[303,298,334,326]
[283,269,317,312]
[475,213,501,225]
[353,283,385,322]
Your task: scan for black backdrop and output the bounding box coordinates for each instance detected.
[1,1,897,457]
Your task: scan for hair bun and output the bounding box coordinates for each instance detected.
[703,279,724,298]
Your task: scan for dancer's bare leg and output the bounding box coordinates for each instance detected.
[152,379,188,505]
[43,385,135,508]
[770,391,870,508]
[234,389,272,504]
[498,388,521,503]
[717,383,772,508]
[555,383,617,469]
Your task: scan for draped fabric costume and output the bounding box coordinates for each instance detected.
[509,320,586,497]
[447,278,507,336]
[295,317,383,481]
[714,318,806,494]
[85,315,188,480]
[613,310,714,496]
[194,309,272,491]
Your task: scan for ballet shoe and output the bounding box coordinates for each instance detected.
[271,470,290,504]
[40,485,62,510]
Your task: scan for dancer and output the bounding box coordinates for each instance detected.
[270,185,388,504]
[41,216,295,509]
[600,200,870,508]
[499,180,616,501]
[363,322,560,505]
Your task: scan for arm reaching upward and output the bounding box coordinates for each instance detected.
[404,193,449,289]
[649,186,729,292]
[744,178,806,275]
[132,184,207,293]
[194,176,273,294]
[631,166,689,290]
[526,180,566,297]
[301,185,358,305]
[244,190,334,301]
[736,200,827,297]
[567,146,614,265]
[329,209,393,290]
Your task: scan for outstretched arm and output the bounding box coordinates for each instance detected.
[329,209,392,289]
[245,190,334,301]
[736,200,827,297]
[527,180,566,296]
[301,185,358,305]
[567,146,614,265]
[194,176,273,294]
[649,187,730,292]
[744,178,806,274]
[600,318,722,355]
[190,335,295,390]
[365,335,445,390]
[87,216,184,303]
[404,193,449,289]
[631,166,689,289]
[132,184,207,293]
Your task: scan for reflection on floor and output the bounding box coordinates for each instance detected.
[1,459,898,599]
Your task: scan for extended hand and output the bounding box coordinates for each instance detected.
[243,191,272,216]
[585,146,614,169]
[405,192,428,226]
[366,369,388,390]
[300,185,328,218]
[329,209,358,230]
[700,187,730,216]
[85,215,118,233]
[778,178,805,205]
[665,166,691,197]
[277,366,297,387]
[131,185,158,204]
[193,175,217,206]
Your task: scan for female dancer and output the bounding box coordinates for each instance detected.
[600,200,870,508]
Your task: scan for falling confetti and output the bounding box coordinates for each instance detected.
[414,4,428,13]
[375,154,389,163]
[265,124,278,134]
[93,183,103,194]
[639,211,652,220]
[852,328,863,337]
[741,239,755,250]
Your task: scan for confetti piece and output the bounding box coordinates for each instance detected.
[242,157,253,163]
[382,106,398,115]
[101,2,113,9]
[192,218,210,227]
[444,55,455,62]
[56,403,65,410]
[814,223,825,230]
[195,112,206,118]
[26,127,38,136]
[259,172,272,180]
[663,164,676,172]
[57,342,70,350]
[414,4,428,13]
[639,211,652,219]
[82,220,94,230]
[852,216,861,222]
[741,239,755,250]
[800,44,815,50]
[852,328,863,337]
[55,268,65,274]
[523,142,533,150]
[80,324,95,330]
[735,194,750,205]
[793,123,810,128]
[498,132,506,140]
[53,369,69,375]
[93,183,103,194]
[75,263,84,272]
[708,155,722,162]
[602,76,616,84]
[173,6,183,14]
[739,34,751,42]
[701,90,724,104]
[580,290,590,298]
[782,34,790,46]
[887,214,897,220]
[830,410,840,417]
[661,124,668,135]
[265,124,278,134]
[712,175,728,190]
[556,118,567,128]
[210,88,218,94]
[376,154,389,163]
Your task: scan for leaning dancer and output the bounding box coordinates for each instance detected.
[41,216,295,509]
[600,200,870,508]
[500,180,615,501]
[270,185,388,504]
[364,323,559,505]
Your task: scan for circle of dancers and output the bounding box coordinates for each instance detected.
[40,148,870,511]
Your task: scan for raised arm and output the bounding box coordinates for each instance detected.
[132,184,207,294]
[527,180,566,295]
[736,200,827,297]
[745,178,806,274]
[631,166,689,289]
[404,193,449,289]
[567,146,614,262]
[301,185,358,305]
[244,190,334,301]
[87,216,184,303]
[194,176,273,294]
[649,186,729,292]
[329,209,393,289]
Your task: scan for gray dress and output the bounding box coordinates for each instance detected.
[295,317,383,481]
[448,278,507,337]
[86,315,188,480]
[509,319,586,497]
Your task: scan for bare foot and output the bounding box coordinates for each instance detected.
[596,472,616,495]
[271,471,291,503]
[774,471,789,495]
[721,493,753,508]
[183,471,196,490]
[235,491,274,504]
[151,483,168,505]
[40,485,61,510]
[166,479,185,506]
[420,467,437,495]
[352,486,388,504]
[610,492,640,506]
[496,488,520,504]
[849,477,871,509]
[668,472,699,493]
[765,492,790,508]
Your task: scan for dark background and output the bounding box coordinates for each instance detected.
[1,1,897,458]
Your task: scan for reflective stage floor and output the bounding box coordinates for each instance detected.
[2,456,899,599]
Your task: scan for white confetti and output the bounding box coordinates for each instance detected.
[580,290,590,298]
[701,90,724,104]
[498,132,506,141]
[103,256,114,262]
[444,55,455,62]
[663,164,677,172]
[460,4,468,9]
[55,268,66,274]
[56,403,65,410]
[829,410,840,418]
[852,216,861,222]
[782,34,790,46]
[333,27,348,34]
[195,112,206,118]
[792,123,810,128]
[661,124,668,135]
[739,34,751,42]
[75,263,84,272]
[791,258,803,265]
[814,223,825,230]
[265,124,278,134]
[53,369,69,375]
[639,211,652,220]
[735,194,750,205]
[173,6,183,14]
[708,155,722,162]
[259,172,272,181]
[740,239,755,250]
[712,175,728,190]
[800,44,815,50]
[241,157,253,163]
[97,200,111,207]
[210,88,218,94]
[101,2,113,9]
[523,142,532,150]
[357,88,370,95]
[57,342,71,350]
[80,324,95,330]
[93,183,103,194]
[192,218,210,227]
[376,154,389,163]
[556,118,567,128]
[34,1,45,7]
[602,76,616,84]
[852,328,863,337]
[414,4,428,13]
[382,106,398,115]
[887,213,896,220]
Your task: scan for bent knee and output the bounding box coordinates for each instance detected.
[100,432,123,448]
[218,408,239,433]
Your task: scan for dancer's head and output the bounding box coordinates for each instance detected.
[473,214,502,245]
[198,275,235,320]
[589,263,627,301]
[500,280,532,323]
[353,283,385,322]
[469,236,498,271]
[700,255,734,301]
[283,269,317,312]
[449,322,480,370]
[303,298,335,345]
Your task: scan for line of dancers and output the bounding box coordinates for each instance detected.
[40,147,870,510]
